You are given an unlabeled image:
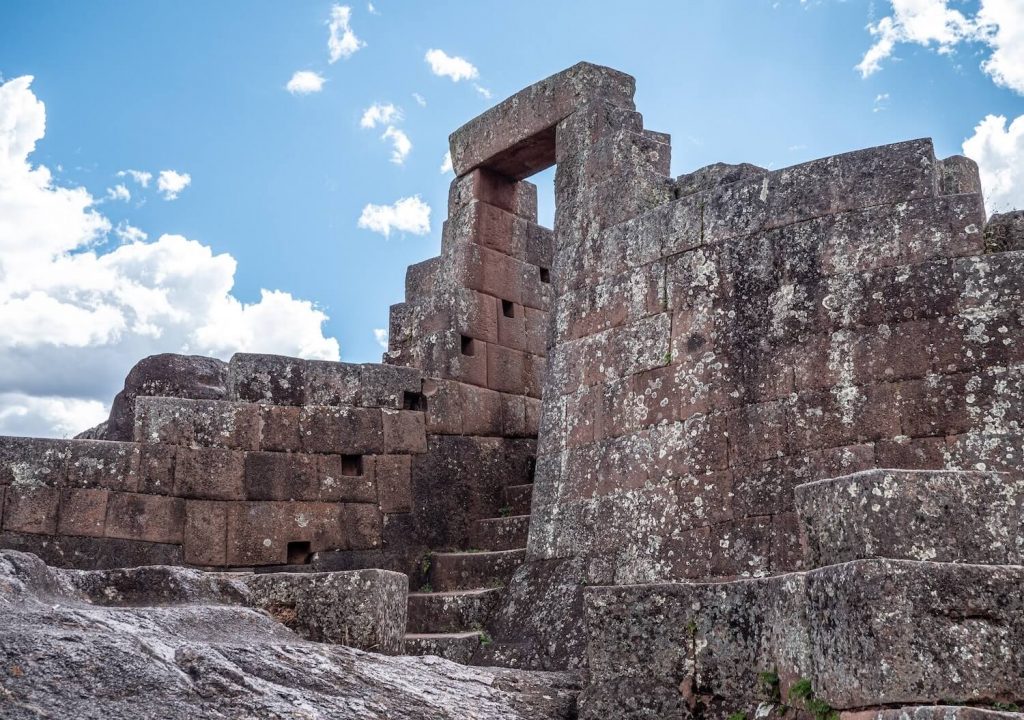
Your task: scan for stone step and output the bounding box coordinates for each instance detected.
[470,515,530,552]
[471,640,540,670]
[404,631,482,664]
[502,483,533,515]
[406,588,502,634]
[428,549,526,592]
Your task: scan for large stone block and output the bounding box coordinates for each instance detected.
[241,569,407,654]
[226,352,306,405]
[57,488,109,537]
[104,492,185,545]
[448,167,538,220]
[449,61,635,178]
[183,499,227,566]
[298,405,384,455]
[225,501,348,566]
[65,440,140,492]
[795,468,1024,567]
[243,451,320,501]
[134,396,260,451]
[582,560,1024,719]
[0,437,70,488]
[173,446,245,501]
[0,531,183,569]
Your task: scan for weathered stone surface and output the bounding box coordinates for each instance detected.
[796,468,1024,567]
[77,353,227,441]
[134,396,260,450]
[984,210,1024,252]
[449,62,635,178]
[0,550,580,719]
[582,559,1024,718]
[227,352,307,405]
[242,569,407,654]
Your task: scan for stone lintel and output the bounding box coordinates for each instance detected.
[449,61,636,180]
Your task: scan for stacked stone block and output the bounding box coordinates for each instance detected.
[580,468,1024,718]
[385,168,552,401]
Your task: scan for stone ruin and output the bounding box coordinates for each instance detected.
[3,62,1024,719]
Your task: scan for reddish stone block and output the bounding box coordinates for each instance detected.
[225,502,347,566]
[448,167,537,220]
[896,373,973,438]
[66,440,139,492]
[474,201,520,257]
[487,344,528,395]
[499,393,529,437]
[649,413,730,478]
[807,443,876,482]
[421,378,464,435]
[173,447,245,501]
[675,470,734,528]
[726,400,790,463]
[497,299,527,351]
[134,397,260,451]
[382,409,427,453]
[524,353,545,399]
[525,397,542,436]
[524,306,548,356]
[709,515,773,579]
[227,353,306,405]
[460,384,503,436]
[658,525,712,580]
[789,383,900,451]
[345,503,383,550]
[57,488,109,537]
[183,500,228,566]
[376,455,412,513]
[105,492,185,545]
[452,289,498,344]
[260,404,301,452]
[136,443,176,495]
[3,486,59,534]
[299,406,385,455]
[244,451,319,501]
[875,436,948,469]
[633,364,683,428]
[564,389,596,446]
[444,333,488,387]
[358,363,424,410]
[521,258,552,311]
[318,454,377,503]
[770,511,802,573]
[731,455,812,517]
[0,438,69,487]
[302,360,361,406]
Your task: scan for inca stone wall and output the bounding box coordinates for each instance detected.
[1,61,1023,716]
[437,62,1024,671]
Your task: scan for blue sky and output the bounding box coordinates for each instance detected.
[1,0,1023,436]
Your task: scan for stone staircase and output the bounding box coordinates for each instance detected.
[404,479,532,663]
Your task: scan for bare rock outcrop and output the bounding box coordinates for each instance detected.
[0,550,579,719]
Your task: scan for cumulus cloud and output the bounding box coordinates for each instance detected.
[156,169,191,200]
[328,5,365,62]
[963,113,1024,214]
[381,126,411,164]
[106,184,131,202]
[440,150,453,174]
[360,102,400,129]
[0,75,340,437]
[373,328,388,349]
[357,196,431,237]
[114,222,147,244]
[857,0,1024,94]
[286,70,326,95]
[424,49,479,82]
[118,169,152,188]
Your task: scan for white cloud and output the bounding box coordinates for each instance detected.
[873,92,890,112]
[114,222,147,244]
[424,49,479,82]
[156,169,191,200]
[360,102,400,128]
[0,75,340,437]
[857,0,1024,94]
[412,92,427,107]
[440,150,453,174]
[358,195,431,237]
[106,184,131,202]
[373,328,388,349]
[286,70,326,95]
[118,169,152,188]
[474,84,493,99]
[0,393,107,438]
[963,112,1024,214]
[328,5,365,62]
[381,126,411,164]
[367,2,379,14]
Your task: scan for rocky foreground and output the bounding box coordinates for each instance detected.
[0,551,579,719]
